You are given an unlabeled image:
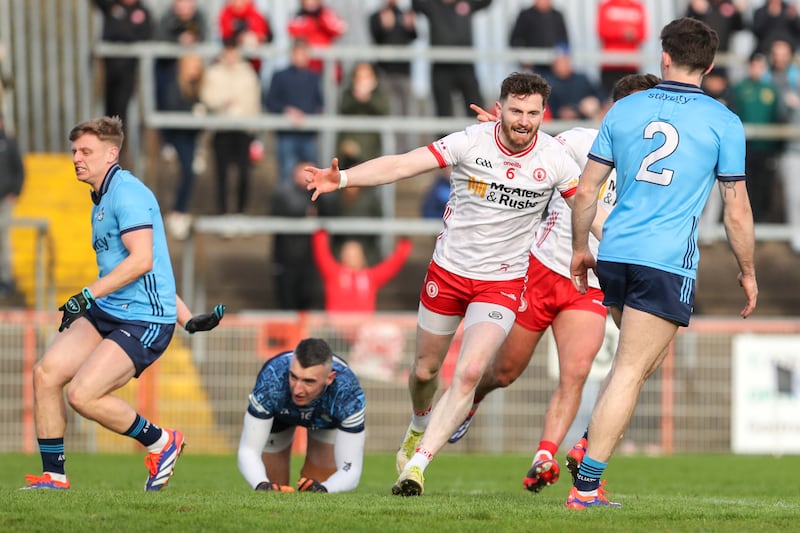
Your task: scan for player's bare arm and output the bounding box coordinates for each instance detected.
[570,160,612,292]
[305,148,441,201]
[591,203,610,241]
[176,295,194,326]
[563,195,608,242]
[719,180,758,318]
[86,228,153,299]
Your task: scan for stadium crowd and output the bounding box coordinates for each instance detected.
[89,1,799,259]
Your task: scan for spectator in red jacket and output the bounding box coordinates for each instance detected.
[312,229,412,313]
[287,0,347,77]
[596,0,648,95]
[218,0,272,71]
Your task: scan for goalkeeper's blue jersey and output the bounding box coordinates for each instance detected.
[588,81,746,279]
[247,352,366,433]
[90,164,177,323]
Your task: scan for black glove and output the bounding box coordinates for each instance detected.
[296,477,328,493]
[58,287,94,332]
[184,304,226,333]
[255,481,294,492]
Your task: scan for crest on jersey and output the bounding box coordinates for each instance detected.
[533,168,547,182]
[426,280,439,298]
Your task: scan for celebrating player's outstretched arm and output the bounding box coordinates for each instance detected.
[304,148,440,201]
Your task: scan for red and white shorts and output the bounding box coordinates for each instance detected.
[419,260,525,315]
[516,254,607,332]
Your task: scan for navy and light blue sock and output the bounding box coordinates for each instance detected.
[38,437,66,475]
[575,455,607,492]
[124,414,162,447]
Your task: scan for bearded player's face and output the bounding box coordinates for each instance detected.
[497,93,544,152]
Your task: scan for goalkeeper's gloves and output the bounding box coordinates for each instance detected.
[255,481,295,492]
[184,304,226,333]
[296,477,328,493]
[58,287,94,332]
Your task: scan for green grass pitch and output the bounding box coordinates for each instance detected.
[2,453,799,532]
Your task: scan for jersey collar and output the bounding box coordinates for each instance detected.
[91,163,121,205]
[655,80,704,94]
[494,122,538,157]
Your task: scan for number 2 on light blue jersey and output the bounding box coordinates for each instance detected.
[635,121,679,186]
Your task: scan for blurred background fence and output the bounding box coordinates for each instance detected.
[2,310,799,456]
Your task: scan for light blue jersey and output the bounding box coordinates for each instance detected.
[588,81,746,279]
[90,164,177,323]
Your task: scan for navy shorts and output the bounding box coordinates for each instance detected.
[84,305,176,378]
[596,260,694,327]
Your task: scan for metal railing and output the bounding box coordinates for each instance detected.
[11,217,54,313]
[94,41,769,168]
[179,216,795,315]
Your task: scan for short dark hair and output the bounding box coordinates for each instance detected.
[611,73,660,102]
[69,116,124,149]
[499,71,552,106]
[660,17,719,74]
[293,338,334,368]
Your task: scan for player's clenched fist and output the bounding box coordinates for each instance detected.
[296,477,328,493]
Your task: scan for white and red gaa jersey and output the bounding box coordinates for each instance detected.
[533,127,618,288]
[427,121,580,281]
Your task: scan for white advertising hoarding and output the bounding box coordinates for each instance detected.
[732,334,800,454]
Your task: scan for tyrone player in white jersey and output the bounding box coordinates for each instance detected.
[446,75,661,495]
[304,72,594,497]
